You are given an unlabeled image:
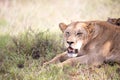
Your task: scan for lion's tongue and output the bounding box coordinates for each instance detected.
[67,47,78,53]
[67,47,74,53]
[67,47,78,57]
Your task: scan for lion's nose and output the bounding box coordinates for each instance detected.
[67,41,74,45]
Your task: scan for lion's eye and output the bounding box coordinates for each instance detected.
[65,32,70,36]
[76,32,83,36]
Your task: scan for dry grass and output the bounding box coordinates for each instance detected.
[0,0,120,35]
[0,0,120,80]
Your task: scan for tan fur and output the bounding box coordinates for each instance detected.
[44,21,120,67]
[102,41,111,57]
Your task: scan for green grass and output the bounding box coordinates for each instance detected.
[0,0,120,80]
[0,35,11,48]
[0,31,120,80]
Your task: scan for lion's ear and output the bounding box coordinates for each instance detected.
[91,22,100,39]
[59,23,68,32]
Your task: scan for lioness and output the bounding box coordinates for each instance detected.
[44,21,120,67]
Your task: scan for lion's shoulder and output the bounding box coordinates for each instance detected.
[92,21,120,32]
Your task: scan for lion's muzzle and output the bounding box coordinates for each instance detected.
[67,47,78,57]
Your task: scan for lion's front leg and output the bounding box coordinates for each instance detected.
[57,54,104,67]
[43,52,69,66]
[57,55,88,67]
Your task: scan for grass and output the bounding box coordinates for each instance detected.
[0,30,120,80]
[0,0,120,80]
[0,30,64,80]
[0,35,11,48]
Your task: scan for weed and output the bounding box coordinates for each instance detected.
[0,0,120,80]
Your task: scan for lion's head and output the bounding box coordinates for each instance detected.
[107,18,120,26]
[59,21,100,57]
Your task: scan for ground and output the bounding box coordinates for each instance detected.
[0,0,120,80]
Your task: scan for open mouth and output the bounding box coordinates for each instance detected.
[67,47,78,57]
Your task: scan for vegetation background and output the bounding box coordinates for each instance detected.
[0,0,120,80]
